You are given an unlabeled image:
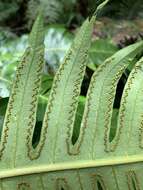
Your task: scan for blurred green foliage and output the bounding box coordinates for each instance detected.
[0,1,20,23]
[105,0,143,19]
[1,0,143,33]
[26,0,77,28]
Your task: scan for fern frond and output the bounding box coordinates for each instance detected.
[1,1,143,189]
[34,16,96,161]
[0,12,45,168]
[79,41,143,159]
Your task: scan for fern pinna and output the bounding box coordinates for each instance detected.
[1,1,143,189]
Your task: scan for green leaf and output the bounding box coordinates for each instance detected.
[109,108,119,142]
[40,74,53,96]
[0,12,45,167]
[89,39,118,69]
[26,17,95,162]
[72,96,86,145]
[2,2,143,190]
[39,16,96,161]
[118,56,143,154]
[78,41,143,159]
[0,98,8,139]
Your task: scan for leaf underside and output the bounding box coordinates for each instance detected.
[1,2,143,190]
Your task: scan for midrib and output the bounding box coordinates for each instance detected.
[1,154,143,179]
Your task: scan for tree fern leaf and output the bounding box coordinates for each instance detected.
[2,1,143,190]
[77,41,143,160]
[116,56,143,155]
[27,16,96,161]
[0,13,45,168]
